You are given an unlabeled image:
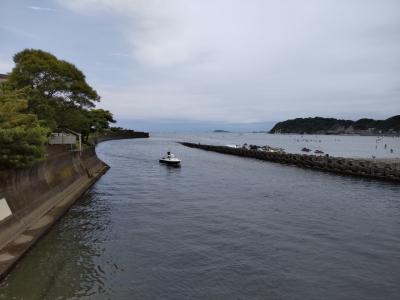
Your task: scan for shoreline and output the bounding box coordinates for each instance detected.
[0,132,149,281]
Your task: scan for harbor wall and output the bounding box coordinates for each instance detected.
[0,131,149,279]
[0,147,108,279]
[94,130,149,143]
[180,142,400,182]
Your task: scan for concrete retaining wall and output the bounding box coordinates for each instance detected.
[0,130,149,280]
[0,147,109,279]
[94,130,149,143]
[181,142,400,182]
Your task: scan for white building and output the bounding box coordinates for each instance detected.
[49,133,77,145]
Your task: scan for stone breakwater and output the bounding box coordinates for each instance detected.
[180,142,400,182]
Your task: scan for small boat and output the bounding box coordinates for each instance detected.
[301,147,311,152]
[159,151,181,166]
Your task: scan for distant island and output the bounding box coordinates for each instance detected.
[213,130,230,133]
[269,115,400,135]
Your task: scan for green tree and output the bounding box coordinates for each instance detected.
[87,109,115,132]
[0,87,49,169]
[82,109,116,142]
[6,49,100,129]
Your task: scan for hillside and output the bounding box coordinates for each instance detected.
[269,115,400,135]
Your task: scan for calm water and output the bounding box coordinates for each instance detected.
[1,135,400,299]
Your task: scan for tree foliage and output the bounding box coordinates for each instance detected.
[86,109,116,132]
[80,109,116,142]
[269,117,353,134]
[6,49,100,130]
[0,87,49,169]
[269,116,400,134]
[0,49,118,169]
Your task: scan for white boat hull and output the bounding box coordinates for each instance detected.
[159,158,181,165]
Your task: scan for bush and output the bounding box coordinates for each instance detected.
[0,88,49,169]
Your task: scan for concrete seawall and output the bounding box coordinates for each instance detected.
[180,142,400,182]
[0,131,149,280]
[94,130,149,143]
[0,147,108,279]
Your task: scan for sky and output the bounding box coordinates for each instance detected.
[0,0,399,131]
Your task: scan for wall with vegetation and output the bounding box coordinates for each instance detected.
[0,147,107,250]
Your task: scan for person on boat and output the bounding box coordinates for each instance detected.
[166,151,175,158]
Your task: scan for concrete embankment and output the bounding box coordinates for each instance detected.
[94,130,149,143]
[0,147,108,279]
[180,142,400,182]
[0,131,149,280]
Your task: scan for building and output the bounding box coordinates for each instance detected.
[49,133,77,145]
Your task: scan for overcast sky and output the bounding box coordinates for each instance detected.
[1,0,399,131]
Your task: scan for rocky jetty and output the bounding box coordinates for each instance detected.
[180,142,400,182]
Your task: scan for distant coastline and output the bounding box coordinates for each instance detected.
[269,115,400,135]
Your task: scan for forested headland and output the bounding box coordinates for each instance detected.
[269,116,400,135]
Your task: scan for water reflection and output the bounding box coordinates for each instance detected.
[0,189,113,300]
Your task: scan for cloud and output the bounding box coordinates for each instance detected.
[27,6,56,12]
[61,0,400,122]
